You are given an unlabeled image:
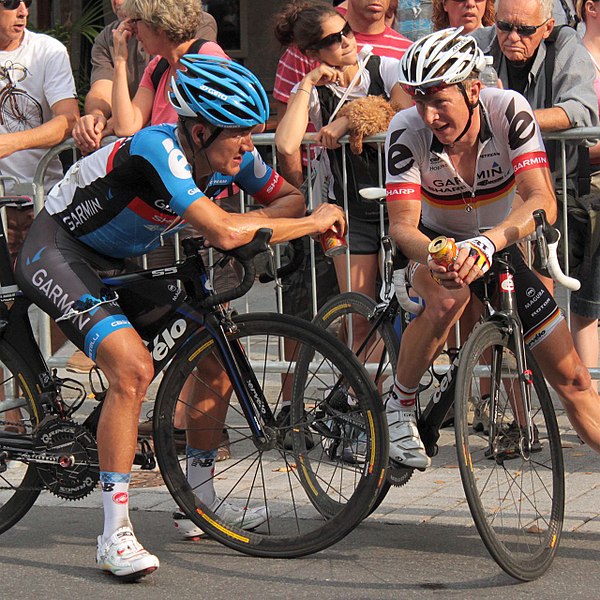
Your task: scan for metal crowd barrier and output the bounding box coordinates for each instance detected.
[28,128,600,380]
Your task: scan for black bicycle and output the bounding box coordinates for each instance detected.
[314,201,570,580]
[0,198,388,559]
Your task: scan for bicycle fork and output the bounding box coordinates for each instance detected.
[491,259,536,459]
[206,313,275,448]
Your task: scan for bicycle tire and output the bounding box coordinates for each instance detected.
[312,292,412,512]
[0,341,44,534]
[313,292,399,389]
[454,321,564,581]
[153,312,387,558]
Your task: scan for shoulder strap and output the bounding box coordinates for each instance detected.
[150,38,209,91]
[364,55,386,98]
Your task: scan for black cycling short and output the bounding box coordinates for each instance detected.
[15,209,185,360]
[419,225,564,349]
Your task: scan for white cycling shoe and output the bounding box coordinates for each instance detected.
[386,410,431,470]
[173,496,269,540]
[96,526,159,581]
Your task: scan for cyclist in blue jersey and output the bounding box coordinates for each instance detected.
[15,55,345,581]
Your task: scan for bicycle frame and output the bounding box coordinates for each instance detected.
[0,230,276,458]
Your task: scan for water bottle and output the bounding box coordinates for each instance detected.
[480,56,500,88]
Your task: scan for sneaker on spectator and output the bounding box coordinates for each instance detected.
[472,395,491,434]
[173,497,268,539]
[485,421,542,461]
[275,405,314,450]
[66,349,95,374]
[96,526,159,580]
[386,409,431,469]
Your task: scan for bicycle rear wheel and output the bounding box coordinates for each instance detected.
[312,292,412,512]
[0,342,44,534]
[454,321,564,581]
[312,292,399,390]
[153,312,387,558]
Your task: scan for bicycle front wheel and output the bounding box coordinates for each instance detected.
[454,321,564,581]
[0,341,44,534]
[153,312,387,558]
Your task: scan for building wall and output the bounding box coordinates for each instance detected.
[243,0,285,94]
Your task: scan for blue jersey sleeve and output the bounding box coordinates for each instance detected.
[233,149,284,205]
[129,125,207,216]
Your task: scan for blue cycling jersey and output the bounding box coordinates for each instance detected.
[45,124,283,258]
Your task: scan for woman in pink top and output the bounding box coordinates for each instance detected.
[111,0,228,134]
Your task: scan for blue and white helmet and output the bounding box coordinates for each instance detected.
[170,55,270,127]
[398,28,486,96]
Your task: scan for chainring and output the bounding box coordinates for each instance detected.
[33,416,99,500]
[387,461,414,487]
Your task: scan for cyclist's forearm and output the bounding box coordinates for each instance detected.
[389,221,431,264]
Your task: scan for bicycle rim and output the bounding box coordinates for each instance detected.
[312,292,399,391]
[454,321,564,580]
[154,312,387,557]
[0,343,44,534]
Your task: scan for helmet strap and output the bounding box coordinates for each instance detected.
[199,126,224,150]
[446,82,479,147]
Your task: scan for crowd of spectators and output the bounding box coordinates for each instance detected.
[2,0,598,385]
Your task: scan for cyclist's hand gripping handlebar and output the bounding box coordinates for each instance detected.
[533,209,581,291]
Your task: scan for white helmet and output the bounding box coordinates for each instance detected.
[398,27,486,96]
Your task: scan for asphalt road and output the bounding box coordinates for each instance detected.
[1,503,600,600]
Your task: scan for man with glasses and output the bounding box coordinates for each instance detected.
[470,0,598,200]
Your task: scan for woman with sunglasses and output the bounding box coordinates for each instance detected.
[275,1,410,346]
[432,0,495,33]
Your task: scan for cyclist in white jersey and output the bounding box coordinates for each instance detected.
[383,27,600,469]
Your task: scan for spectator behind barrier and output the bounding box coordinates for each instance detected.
[432,0,495,32]
[470,0,598,198]
[272,0,412,333]
[275,1,411,362]
[471,0,600,385]
[72,0,218,155]
[0,0,79,424]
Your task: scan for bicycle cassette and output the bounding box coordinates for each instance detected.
[33,416,99,500]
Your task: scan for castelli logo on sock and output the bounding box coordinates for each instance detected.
[112,492,129,504]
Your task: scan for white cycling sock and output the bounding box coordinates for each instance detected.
[186,447,218,506]
[386,379,418,412]
[100,471,132,540]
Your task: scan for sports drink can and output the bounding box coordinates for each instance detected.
[428,236,457,267]
[320,228,347,257]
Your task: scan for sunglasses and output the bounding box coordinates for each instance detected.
[0,0,31,9]
[312,22,353,50]
[496,19,548,36]
[400,82,449,97]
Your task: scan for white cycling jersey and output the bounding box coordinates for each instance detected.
[384,87,549,241]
